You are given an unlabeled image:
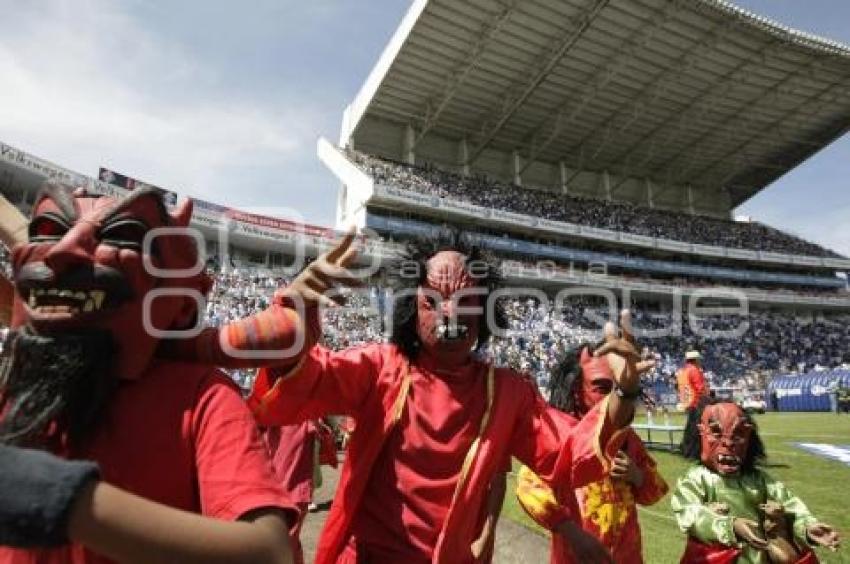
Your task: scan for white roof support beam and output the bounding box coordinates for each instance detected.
[648,49,823,184]
[518,0,688,175]
[466,0,610,166]
[412,0,520,149]
[606,38,789,176]
[685,78,850,186]
[582,20,740,168]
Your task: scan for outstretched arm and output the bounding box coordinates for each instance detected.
[0,444,293,564]
[764,472,840,552]
[162,229,360,369]
[514,466,612,563]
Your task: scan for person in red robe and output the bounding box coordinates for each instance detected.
[0,183,296,563]
[264,420,319,564]
[516,343,669,563]
[167,234,656,563]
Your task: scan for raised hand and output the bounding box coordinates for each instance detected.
[733,517,768,550]
[593,310,656,396]
[280,227,361,309]
[807,522,840,551]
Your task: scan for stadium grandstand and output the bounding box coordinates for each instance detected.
[314,0,850,395]
[1,0,849,404]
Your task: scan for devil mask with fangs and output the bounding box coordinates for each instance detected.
[681,399,765,476]
[0,182,209,447]
[387,236,505,372]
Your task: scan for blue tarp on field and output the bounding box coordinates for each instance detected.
[767,371,850,412]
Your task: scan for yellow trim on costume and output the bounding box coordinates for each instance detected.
[392,362,412,425]
[448,365,495,507]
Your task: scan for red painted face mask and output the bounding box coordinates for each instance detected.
[575,347,615,414]
[416,250,482,369]
[698,403,753,476]
[11,185,210,380]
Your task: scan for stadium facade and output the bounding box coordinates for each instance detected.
[317,0,850,309]
[0,0,848,312]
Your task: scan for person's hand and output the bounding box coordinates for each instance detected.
[706,502,730,516]
[594,310,656,395]
[609,450,643,487]
[279,228,360,309]
[807,522,840,551]
[733,517,768,550]
[555,521,613,564]
[469,527,491,560]
[0,444,100,548]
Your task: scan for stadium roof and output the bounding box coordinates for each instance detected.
[342,0,850,207]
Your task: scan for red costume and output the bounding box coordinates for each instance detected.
[265,420,318,564]
[0,184,295,563]
[251,343,621,564]
[169,246,631,563]
[516,348,668,563]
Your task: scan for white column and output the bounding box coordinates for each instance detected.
[559,160,568,195]
[403,123,415,165]
[602,170,612,201]
[458,138,470,177]
[687,184,695,215]
[646,178,654,208]
[512,150,522,186]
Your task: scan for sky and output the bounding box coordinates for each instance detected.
[0,0,847,255]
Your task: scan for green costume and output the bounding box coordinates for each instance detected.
[671,464,818,564]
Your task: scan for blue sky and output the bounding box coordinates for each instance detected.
[0,0,846,255]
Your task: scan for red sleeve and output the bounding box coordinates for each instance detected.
[247,343,385,426]
[191,370,298,524]
[509,379,626,491]
[628,435,669,506]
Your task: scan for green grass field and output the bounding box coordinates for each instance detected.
[501,412,850,563]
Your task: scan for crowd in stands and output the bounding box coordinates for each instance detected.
[350,151,841,258]
[202,268,850,394]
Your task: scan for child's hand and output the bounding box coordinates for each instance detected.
[609,450,643,487]
[807,523,840,551]
[706,502,730,515]
[733,518,768,550]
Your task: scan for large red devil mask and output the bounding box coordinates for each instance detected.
[415,250,483,370]
[575,347,615,415]
[11,183,209,381]
[697,402,753,476]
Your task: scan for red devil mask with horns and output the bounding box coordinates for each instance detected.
[697,402,753,476]
[11,183,210,381]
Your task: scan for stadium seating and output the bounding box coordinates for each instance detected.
[351,151,841,258]
[203,267,850,390]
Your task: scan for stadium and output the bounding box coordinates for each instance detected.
[1,0,849,562]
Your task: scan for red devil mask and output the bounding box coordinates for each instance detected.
[576,347,615,415]
[697,403,753,476]
[11,183,210,380]
[416,250,482,370]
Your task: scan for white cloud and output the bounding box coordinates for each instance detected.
[0,0,325,208]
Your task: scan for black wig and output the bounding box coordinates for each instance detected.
[680,397,766,473]
[386,232,507,360]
